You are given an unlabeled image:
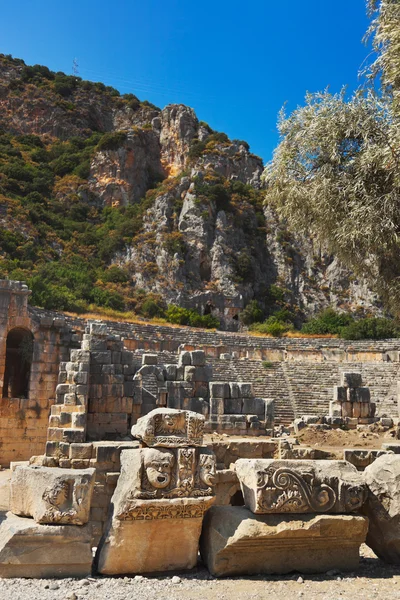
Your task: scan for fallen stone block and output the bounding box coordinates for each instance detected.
[343,449,389,470]
[190,350,206,366]
[210,382,230,399]
[0,512,92,578]
[96,496,214,575]
[142,354,158,366]
[236,459,366,514]
[10,465,95,525]
[363,454,400,563]
[200,506,368,576]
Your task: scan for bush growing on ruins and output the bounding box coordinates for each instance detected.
[340,317,400,340]
[241,300,264,325]
[302,309,354,335]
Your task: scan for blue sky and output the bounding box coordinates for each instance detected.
[1,1,371,162]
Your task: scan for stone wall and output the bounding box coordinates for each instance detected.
[2,282,400,466]
[0,282,75,465]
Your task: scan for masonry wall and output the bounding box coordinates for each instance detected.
[2,290,400,467]
[0,283,75,466]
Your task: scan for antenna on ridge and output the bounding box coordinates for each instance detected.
[72,58,79,77]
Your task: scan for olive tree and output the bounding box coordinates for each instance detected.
[264,0,400,313]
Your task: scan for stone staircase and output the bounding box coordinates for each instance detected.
[131,350,400,425]
[210,359,294,425]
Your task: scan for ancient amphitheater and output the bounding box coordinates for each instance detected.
[1,278,400,586]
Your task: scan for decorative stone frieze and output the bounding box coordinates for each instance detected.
[236,459,366,514]
[131,407,205,447]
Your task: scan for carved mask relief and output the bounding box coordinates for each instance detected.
[143,449,175,489]
[199,454,217,487]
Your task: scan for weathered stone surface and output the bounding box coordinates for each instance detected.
[96,447,215,574]
[10,466,95,525]
[106,447,216,502]
[363,454,400,563]
[236,459,366,514]
[341,372,362,388]
[131,407,205,447]
[0,512,92,578]
[200,506,368,576]
[97,497,213,575]
[344,449,390,470]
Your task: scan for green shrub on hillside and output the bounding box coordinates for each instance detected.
[166,305,219,329]
[250,316,293,337]
[96,131,127,152]
[340,318,399,340]
[241,300,264,325]
[301,308,354,335]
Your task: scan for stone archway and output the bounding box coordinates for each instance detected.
[2,327,34,399]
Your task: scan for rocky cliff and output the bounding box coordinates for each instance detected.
[0,54,382,330]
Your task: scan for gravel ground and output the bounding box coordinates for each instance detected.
[1,545,400,600]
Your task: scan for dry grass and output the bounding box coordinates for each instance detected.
[63,307,218,332]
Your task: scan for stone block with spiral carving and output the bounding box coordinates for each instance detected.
[236,459,367,514]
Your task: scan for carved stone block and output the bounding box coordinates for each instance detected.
[131,407,205,447]
[236,459,366,514]
[10,466,95,525]
[200,506,368,577]
[96,447,216,575]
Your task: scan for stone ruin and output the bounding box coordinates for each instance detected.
[3,282,400,577]
[329,371,377,425]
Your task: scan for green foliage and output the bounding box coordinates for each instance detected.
[165,305,219,328]
[235,250,253,282]
[96,131,127,152]
[263,2,400,316]
[262,361,274,369]
[250,316,293,337]
[301,308,353,335]
[100,266,130,284]
[123,93,140,111]
[208,132,229,144]
[188,139,206,160]
[340,317,400,340]
[232,139,250,151]
[163,232,186,255]
[141,298,166,318]
[241,300,264,325]
[266,284,285,305]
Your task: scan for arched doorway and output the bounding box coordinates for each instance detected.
[2,328,34,399]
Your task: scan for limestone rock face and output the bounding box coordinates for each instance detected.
[89,129,165,206]
[363,454,400,563]
[131,407,205,447]
[0,512,92,578]
[200,506,368,577]
[236,459,366,514]
[10,466,95,525]
[159,104,199,174]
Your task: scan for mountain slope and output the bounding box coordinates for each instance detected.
[0,54,382,330]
